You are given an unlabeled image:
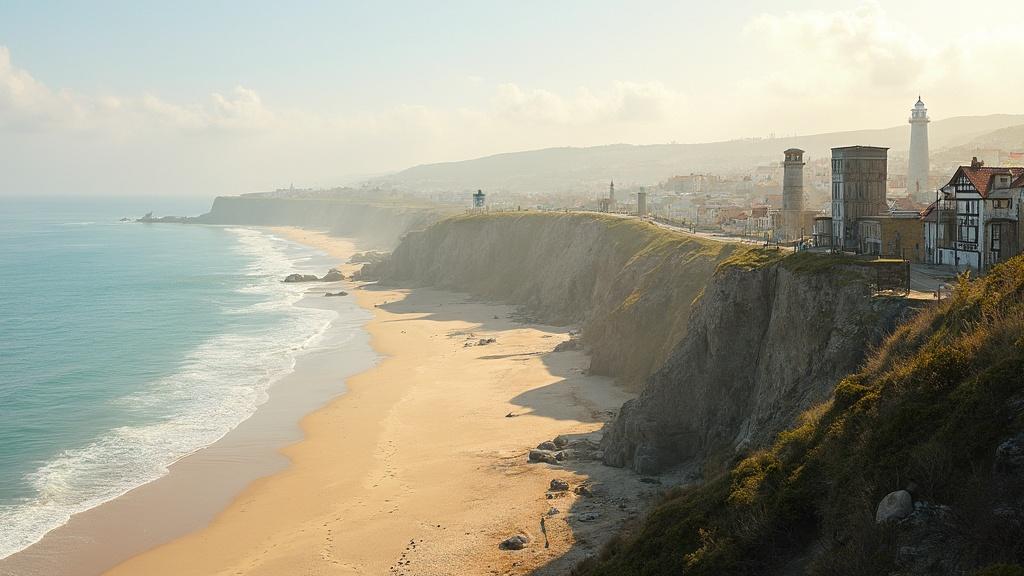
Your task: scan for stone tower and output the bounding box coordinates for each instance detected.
[782,148,805,240]
[908,96,930,203]
[831,146,888,251]
[609,180,616,210]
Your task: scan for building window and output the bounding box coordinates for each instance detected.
[992,225,1001,251]
[959,225,978,243]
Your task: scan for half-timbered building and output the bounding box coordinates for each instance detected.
[930,158,1024,271]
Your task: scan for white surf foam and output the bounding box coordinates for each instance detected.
[0,227,340,560]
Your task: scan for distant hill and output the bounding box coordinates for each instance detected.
[373,114,1024,194]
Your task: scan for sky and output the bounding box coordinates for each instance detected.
[2,0,1023,197]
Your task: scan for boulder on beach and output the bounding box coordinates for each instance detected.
[283,273,319,283]
[321,268,345,282]
[499,534,530,550]
[325,291,349,297]
[536,441,558,451]
[528,449,558,465]
[549,479,570,492]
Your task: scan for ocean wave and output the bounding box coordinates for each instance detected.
[0,227,339,560]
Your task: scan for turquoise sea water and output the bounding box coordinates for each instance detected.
[0,198,341,559]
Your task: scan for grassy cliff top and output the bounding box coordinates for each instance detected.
[445,211,738,259]
[575,255,1024,576]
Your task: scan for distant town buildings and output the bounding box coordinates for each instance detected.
[472,189,486,209]
[908,97,931,204]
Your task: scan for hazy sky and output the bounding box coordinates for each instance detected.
[2,0,1023,197]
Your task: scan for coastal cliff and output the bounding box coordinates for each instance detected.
[575,257,1024,576]
[602,257,915,474]
[195,196,453,249]
[364,212,742,390]
[367,213,913,472]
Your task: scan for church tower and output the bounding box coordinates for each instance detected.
[908,96,930,203]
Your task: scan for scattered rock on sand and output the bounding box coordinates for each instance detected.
[549,479,570,492]
[528,449,558,465]
[536,441,558,451]
[477,338,496,346]
[283,273,319,283]
[321,268,345,282]
[325,291,349,297]
[348,251,388,265]
[576,512,600,522]
[547,507,560,516]
[499,534,530,550]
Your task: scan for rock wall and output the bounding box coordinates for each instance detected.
[366,212,740,390]
[602,261,916,474]
[367,211,917,475]
[196,196,452,249]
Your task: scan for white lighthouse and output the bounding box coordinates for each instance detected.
[908,96,930,203]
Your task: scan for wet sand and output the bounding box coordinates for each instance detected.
[0,235,375,576]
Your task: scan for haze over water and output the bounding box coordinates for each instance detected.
[0,199,344,559]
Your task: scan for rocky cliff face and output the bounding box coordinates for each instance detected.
[602,261,916,474]
[367,212,917,475]
[366,212,740,389]
[196,196,451,249]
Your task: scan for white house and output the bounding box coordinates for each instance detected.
[932,158,1024,271]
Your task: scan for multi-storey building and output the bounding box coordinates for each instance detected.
[928,158,1024,271]
[831,146,889,251]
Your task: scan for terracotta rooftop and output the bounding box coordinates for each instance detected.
[950,164,1024,198]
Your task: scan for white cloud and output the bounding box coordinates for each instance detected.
[729,1,1024,134]
[0,44,695,196]
[491,81,685,126]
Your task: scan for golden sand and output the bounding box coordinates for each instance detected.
[104,227,637,576]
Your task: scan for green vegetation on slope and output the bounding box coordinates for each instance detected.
[575,257,1024,576]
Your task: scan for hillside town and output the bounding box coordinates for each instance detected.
[576,97,1024,273]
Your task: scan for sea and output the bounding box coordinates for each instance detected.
[0,197,356,560]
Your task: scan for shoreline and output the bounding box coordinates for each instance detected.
[0,231,374,576]
[101,227,659,575]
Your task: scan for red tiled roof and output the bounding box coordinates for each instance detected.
[950,165,1024,197]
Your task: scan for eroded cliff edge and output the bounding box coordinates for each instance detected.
[602,258,916,474]
[364,212,917,475]
[364,212,740,390]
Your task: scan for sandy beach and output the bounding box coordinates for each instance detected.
[96,227,655,575]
